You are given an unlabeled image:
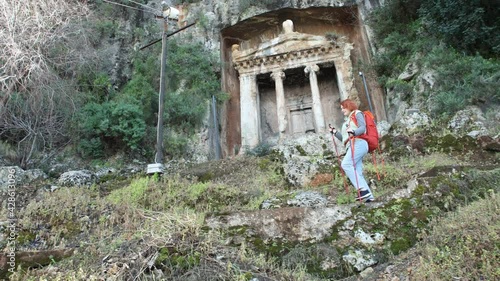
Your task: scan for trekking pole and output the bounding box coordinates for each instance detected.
[329,124,349,195]
[349,132,362,203]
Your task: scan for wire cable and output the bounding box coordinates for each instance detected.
[126,0,161,14]
[101,0,158,15]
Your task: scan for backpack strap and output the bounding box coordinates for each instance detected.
[349,110,361,127]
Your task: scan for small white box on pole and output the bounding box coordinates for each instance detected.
[147,163,164,174]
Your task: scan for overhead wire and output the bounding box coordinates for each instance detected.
[101,0,159,15]
[126,0,161,14]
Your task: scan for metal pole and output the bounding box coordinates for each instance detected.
[212,95,221,160]
[155,21,168,164]
[359,71,374,114]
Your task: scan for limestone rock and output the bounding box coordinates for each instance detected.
[342,249,377,271]
[286,191,328,208]
[448,106,489,136]
[0,166,47,192]
[398,61,419,81]
[58,170,97,187]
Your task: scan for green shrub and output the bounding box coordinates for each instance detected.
[118,74,157,123]
[78,137,105,158]
[368,1,423,79]
[164,132,190,158]
[369,0,421,40]
[424,46,500,116]
[109,102,146,150]
[77,101,146,157]
[419,0,500,58]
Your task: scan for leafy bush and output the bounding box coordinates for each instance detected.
[77,101,146,157]
[419,0,500,58]
[166,39,225,100]
[165,132,190,159]
[118,74,158,123]
[164,92,207,134]
[424,46,500,116]
[369,0,422,40]
[369,1,423,79]
[369,0,500,117]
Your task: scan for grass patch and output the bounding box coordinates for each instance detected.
[413,192,500,280]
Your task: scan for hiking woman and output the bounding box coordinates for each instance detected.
[329,99,374,202]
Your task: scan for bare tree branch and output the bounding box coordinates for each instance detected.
[0,0,90,110]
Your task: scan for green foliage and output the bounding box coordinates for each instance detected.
[164,91,207,134]
[418,0,500,58]
[385,78,414,100]
[369,0,425,79]
[118,74,157,122]
[92,72,112,100]
[131,50,161,87]
[77,101,146,157]
[165,132,190,159]
[369,0,422,40]
[110,102,147,149]
[369,0,500,116]
[78,138,105,158]
[108,177,150,206]
[76,70,114,102]
[423,46,500,116]
[167,39,222,98]
[93,20,118,41]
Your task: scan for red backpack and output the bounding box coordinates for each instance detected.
[351,110,379,153]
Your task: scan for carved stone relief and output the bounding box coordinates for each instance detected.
[232,20,359,150]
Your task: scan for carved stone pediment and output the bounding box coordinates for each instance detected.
[233,32,333,61]
[231,20,349,75]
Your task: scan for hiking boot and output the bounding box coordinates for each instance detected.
[355,189,372,201]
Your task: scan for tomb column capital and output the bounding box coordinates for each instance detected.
[270,70,285,81]
[304,64,320,74]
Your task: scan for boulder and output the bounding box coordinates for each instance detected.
[0,166,47,192]
[58,170,97,187]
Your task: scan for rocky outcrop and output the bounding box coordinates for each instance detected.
[204,166,499,275]
[0,166,47,192]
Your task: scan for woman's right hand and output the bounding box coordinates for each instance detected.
[328,124,336,134]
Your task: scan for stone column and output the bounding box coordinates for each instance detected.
[271,70,287,137]
[304,64,326,133]
[333,42,358,101]
[239,73,260,150]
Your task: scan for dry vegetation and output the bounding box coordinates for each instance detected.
[0,0,93,167]
[3,152,499,280]
[413,192,499,280]
[0,0,89,97]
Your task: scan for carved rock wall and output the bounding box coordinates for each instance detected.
[181,0,385,157]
